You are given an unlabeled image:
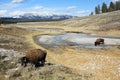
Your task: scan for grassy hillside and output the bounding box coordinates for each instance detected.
[58,10,120,36]
[59,10,120,30]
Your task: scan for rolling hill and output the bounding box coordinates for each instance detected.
[59,10,120,31]
[17,10,120,36]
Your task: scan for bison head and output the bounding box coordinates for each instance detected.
[20,56,29,67]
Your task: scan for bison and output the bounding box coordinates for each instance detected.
[94,38,104,46]
[20,49,47,67]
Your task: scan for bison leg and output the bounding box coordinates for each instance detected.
[35,63,39,67]
[102,41,104,44]
[21,62,24,66]
[98,42,100,45]
[22,61,27,67]
[100,41,104,45]
[21,62,27,67]
[34,62,41,67]
[41,60,45,66]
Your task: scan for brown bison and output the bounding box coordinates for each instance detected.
[20,49,47,67]
[94,38,104,46]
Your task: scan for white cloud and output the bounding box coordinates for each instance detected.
[76,10,90,14]
[75,10,90,16]
[9,10,25,17]
[8,10,51,17]
[0,10,7,16]
[11,0,26,4]
[111,0,120,2]
[1,5,90,17]
[32,6,44,10]
[66,6,77,10]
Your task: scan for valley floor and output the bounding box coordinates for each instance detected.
[0,23,120,80]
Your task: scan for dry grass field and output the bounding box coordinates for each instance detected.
[0,11,120,80]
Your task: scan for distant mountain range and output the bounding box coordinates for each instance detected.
[0,14,76,22]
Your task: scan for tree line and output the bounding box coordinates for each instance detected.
[91,1,120,15]
[0,20,17,24]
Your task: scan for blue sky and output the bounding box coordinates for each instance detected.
[0,0,119,17]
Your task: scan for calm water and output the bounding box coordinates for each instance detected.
[35,33,120,49]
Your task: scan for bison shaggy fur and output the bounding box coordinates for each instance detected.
[21,49,47,67]
[94,38,104,46]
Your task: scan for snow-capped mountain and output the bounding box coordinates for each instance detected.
[0,14,76,22]
[18,13,75,20]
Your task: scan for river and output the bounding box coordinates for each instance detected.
[35,33,120,49]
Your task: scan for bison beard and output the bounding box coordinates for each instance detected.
[21,49,47,67]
